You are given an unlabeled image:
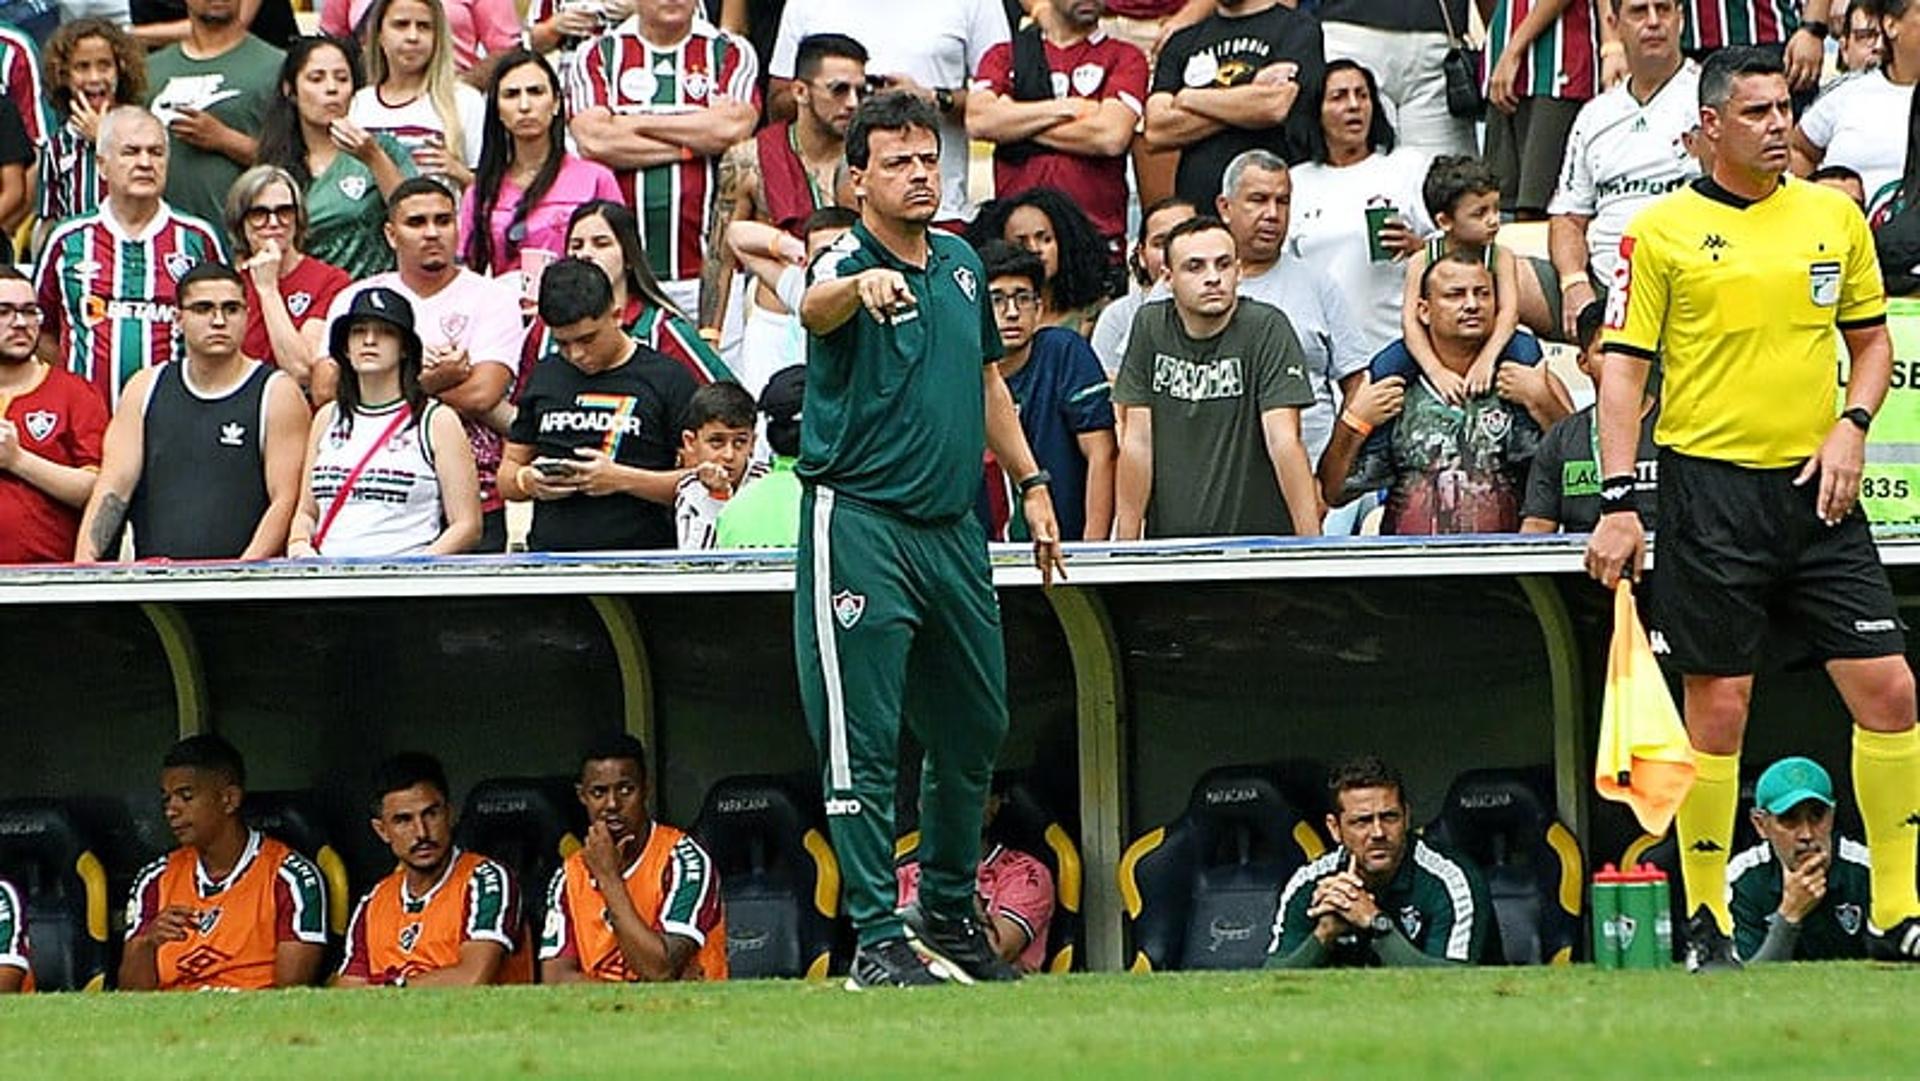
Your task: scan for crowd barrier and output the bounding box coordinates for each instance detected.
[6,534,1920,971]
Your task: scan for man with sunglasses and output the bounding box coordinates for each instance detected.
[704,33,868,355]
[1729,757,1874,962]
[35,106,227,415]
[74,261,309,561]
[0,267,108,565]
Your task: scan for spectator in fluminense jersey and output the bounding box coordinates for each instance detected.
[38,19,144,235]
[1481,0,1602,222]
[0,266,107,565]
[35,106,227,415]
[74,261,309,562]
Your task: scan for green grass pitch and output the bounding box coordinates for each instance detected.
[2,966,1912,1079]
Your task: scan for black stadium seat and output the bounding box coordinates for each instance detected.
[454,776,585,959]
[691,775,840,980]
[0,800,110,991]
[984,781,1082,972]
[1422,768,1582,965]
[242,791,352,939]
[1118,766,1326,972]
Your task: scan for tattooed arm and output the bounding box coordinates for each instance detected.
[699,137,762,330]
[74,368,155,562]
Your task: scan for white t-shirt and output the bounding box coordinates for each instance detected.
[310,401,446,557]
[769,0,1009,221]
[1799,69,1915,208]
[1547,62,1703,283]
[1098,261,1370,464]
[1286,149,1434,357]
[348,83,489,171]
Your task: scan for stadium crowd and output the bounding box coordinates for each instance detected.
[1,0,1917,562]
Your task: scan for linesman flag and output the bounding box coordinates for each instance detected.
[1596,580,1696,834]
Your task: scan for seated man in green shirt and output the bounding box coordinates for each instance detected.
[716,365,806,548]
[1267,756,1494,969]
[1729,756,1873,963]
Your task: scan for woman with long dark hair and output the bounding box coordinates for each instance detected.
[517,200,734,393]
[1286,59,1434,355]
[256,35,416,279]
[459,49,622,277]
[969,187,1112,335]
[288,286,480,557]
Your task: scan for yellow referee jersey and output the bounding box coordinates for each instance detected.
[1601,177,1887,468]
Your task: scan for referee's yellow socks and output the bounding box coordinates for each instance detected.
[1675,749,1740,935]
[1852,725,1920,929]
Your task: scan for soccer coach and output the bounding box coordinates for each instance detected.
[796,90,1067,990]
[1586,47,1920,968]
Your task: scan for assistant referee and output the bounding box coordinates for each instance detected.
[1587,47,1920,968]
[796,92,1066,990]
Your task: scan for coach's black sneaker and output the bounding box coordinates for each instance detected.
[901,902,1020,985]
[1865,916,1920,961]
[1682,906,1741,973]
[844,937,943,990]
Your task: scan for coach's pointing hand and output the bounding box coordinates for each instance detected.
[856,269,916,324]
[1795,420,1866,526]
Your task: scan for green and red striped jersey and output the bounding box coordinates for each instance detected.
[1483,0,1600,104]
[516,295,734,398]
[565,23,760,285]
[35,205,228,412]
[1681,0,1800,51]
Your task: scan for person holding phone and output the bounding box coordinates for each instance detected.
[1266,756,1494,968]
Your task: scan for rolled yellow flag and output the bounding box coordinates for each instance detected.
[1595,580,1697,834]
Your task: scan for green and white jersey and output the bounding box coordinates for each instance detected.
[0,876,27,973]
[1729,837,1872,962]
[798,222,1003,524]
[1271,840,1493,965]
[306,134,417,279]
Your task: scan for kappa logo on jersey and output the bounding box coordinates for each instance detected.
[220,422,246,447]
[1071,63,1105,96]
[1835,903,1863,936]
[164,251,195,282]
[22,410,56,441]
[953,266,977,303]
[195,906,223,936]
[1648,629,1670,655]
[1699,233,1729,252]
[832,589,866,630]
[287,291,314,318]
[398,921,422,953]
[338,175,369,201]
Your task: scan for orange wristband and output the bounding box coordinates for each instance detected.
[1340,410,1374,437]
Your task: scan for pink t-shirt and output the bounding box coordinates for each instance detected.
[322,0,519,70]
[896,845,1055,973]
[458,154,627,276]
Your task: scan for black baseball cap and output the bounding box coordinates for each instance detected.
[329,286,423,366]
[760,365,805,424]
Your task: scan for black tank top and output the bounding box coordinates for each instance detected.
[131,361,276,560]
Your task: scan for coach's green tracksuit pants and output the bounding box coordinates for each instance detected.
[794,485,1010,947]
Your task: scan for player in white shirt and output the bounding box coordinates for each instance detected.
[766,0,1009,223]
[1546,0,1700,338]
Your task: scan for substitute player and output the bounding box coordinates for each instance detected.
[336,753,524,988]
[797,90,1066,990]
[1587,47,1920,967]
[121,736,328,991]
[539,736,727,984]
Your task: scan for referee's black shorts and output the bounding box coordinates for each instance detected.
[1650,448,1907,676]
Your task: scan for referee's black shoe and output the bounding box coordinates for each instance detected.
[901,902,1020,985]
[1865,917,1920,961]
[1683,906,1741,973]
[844,937,944,990]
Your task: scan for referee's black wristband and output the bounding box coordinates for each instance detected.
[1598,475,1640,516]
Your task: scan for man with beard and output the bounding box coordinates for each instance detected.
[322,177,522,552]
[706,33,868,380]
[538,736,728,983]
[74,261,308,561]
[143,0,283,247]
[1729,756,1874,962]
[120,736,327,991]
[0,267,107,565]
[35,106,226,414]
[967,0,1148,262]
[1267,756,1493,968]
[337,753,524,987]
